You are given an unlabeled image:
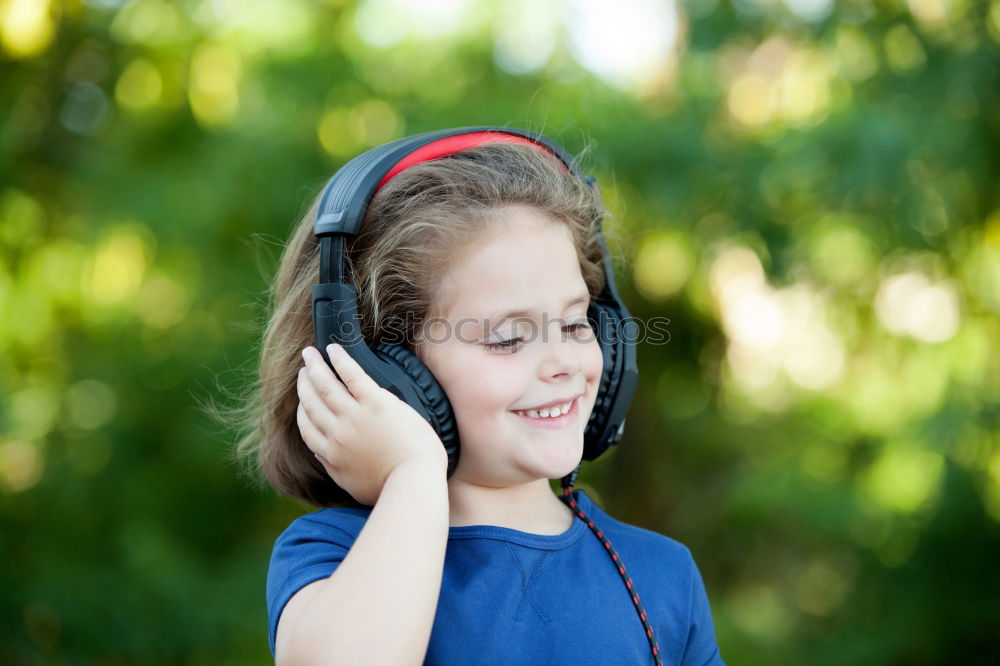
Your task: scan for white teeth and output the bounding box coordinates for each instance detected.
[515,400,573,419]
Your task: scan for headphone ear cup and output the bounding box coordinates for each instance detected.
[370,341,460,477]
[584,302,622,460]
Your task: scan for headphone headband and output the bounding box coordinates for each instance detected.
[314,127,582,238]
[376,131,570,189]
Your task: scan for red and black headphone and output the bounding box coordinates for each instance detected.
[311,126,638,491]
[311,126,661,664]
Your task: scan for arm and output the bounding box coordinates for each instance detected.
[276,456,448,666]
[277,343,451,666]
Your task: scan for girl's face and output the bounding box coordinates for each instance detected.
[416,206,603,487]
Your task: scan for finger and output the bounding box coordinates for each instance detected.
[325,343,380,402]
[299,407,343,480]
[296,400,330,457]
[297,367,344,434]
[301,348,353,410]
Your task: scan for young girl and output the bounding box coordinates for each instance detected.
[250,129,724,665]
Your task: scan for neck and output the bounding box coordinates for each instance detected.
[447,477,574,535]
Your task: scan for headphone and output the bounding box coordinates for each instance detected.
[311,127,638,500]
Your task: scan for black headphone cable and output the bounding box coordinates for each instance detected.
[559,471,664,665]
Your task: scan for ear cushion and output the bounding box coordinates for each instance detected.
[371,341,460,476]
[584,301,623,460]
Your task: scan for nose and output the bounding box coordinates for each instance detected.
[538,321,582,379]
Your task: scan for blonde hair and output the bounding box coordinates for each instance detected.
[222,143,608,508]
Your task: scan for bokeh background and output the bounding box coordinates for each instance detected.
[2,0,999,663]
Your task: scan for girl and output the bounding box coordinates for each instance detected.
[249,129,724,665]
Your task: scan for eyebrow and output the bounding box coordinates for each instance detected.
[484,293,590,324]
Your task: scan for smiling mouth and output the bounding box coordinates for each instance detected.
[512,398,576,419]
[510,397,579,426]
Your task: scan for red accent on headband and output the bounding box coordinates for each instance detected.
[376,131,568,190]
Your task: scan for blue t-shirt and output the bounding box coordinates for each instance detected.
[267,489,724,665]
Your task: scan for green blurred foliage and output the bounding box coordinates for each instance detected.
[2,0,999,663]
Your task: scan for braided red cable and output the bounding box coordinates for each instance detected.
[559,485,663,666]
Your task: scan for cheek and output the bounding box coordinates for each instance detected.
[584,339,604,380]
[447,364,520,451]
[432,351,522,416]
[466,358,523,409]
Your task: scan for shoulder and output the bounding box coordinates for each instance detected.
[572,490,725,663]
[267,506,372,610]
[574,489,696,571]
[272,505,371,549]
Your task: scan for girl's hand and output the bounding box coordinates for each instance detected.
[296,343,448,506]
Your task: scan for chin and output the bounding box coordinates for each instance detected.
[532,446,584,481]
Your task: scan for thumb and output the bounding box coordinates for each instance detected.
[327,343,379,401]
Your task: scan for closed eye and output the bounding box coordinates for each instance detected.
[564,320,594,340]
[483,337,524,353]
